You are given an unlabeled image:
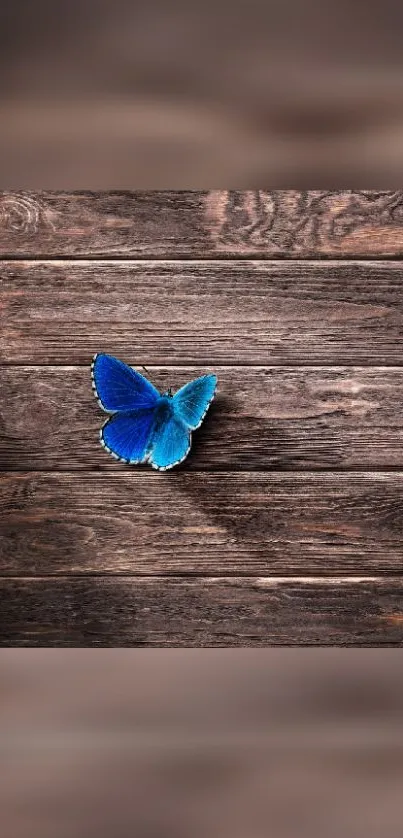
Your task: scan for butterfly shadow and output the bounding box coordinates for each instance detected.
[183,394,235,463]
[170,394,285,575]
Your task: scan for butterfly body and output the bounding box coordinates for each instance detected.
[91,354,217,470]
[144,395,175,458]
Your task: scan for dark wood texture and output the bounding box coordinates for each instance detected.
[2,472,403,576]
[1,577,403,646]
[2,191,403,645]
[2,260,403,365]
[2,191,403,258]
[2,366,403,471]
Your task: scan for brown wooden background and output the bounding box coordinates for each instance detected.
[3,191,403,645]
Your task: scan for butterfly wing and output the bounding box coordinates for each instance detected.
[101,409,156,463]
[148,415,190,471]
[149,375,217,470]
[93,360,217,470]
[92,353,160,412]
[172,374,217,430]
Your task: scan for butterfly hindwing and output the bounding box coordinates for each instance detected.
[92,353,159,413]
[149,415,190,471]
[172,375,217,430]
[101,408,156,463]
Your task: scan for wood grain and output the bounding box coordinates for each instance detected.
[2,190,403,647]
[2,366,403,471]
[1,576,403,646]
[2,191,403,258]
[2,260,403,365]
[2,472,403,576]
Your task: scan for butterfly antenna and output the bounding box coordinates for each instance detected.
[141,364,157,386]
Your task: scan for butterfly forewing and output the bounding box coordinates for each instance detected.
[92,353,159,412]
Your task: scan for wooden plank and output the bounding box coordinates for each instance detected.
[2,366,403,471]
[1,576,403,646]
[2,192,403,258]
[2,472,403,576]
[2,260,403,364]
[0,192,207,259]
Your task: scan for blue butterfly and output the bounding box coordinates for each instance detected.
[91,354,217,470]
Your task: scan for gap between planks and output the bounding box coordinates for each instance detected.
[0,575,391,582]
[3,254,403,262]
[4,363,403,369]
[2,257,403,264]
[4,467,403,474]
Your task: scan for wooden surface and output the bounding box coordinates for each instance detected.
[2,472,403,576]
[3,260,403,365]
[2,577,403,647]
[2,366,403,470]
[2,191,403,257]
[2,190,403,645]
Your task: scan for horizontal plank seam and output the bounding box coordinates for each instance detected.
[0,575,397,582]
[3,254,403,263]
[3,258,403,267]
[4,469,403,479]
[4,364,403,371]
[5,363,403,370]
[3,468,403,477]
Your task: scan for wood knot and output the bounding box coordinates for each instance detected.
[0,194,41,234]
[204,191,295,252]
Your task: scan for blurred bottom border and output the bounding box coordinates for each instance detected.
[1,650,403,838]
